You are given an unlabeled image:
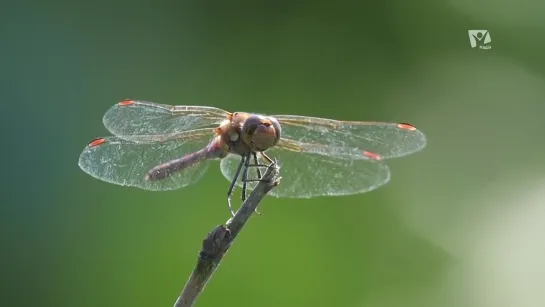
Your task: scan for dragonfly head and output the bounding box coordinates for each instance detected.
[241,114,281,151]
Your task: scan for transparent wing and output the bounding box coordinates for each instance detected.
[273,115,427,159]
[103,100,230,139]
[78,129,215,191]
[219,145,390,198]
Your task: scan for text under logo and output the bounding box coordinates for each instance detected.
[468,30,491,50]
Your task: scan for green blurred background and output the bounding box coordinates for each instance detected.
[3,1,545,307]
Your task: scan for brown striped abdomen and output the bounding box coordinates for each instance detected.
[145,143,222,181]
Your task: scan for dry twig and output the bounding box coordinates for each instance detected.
[173,162,281,307]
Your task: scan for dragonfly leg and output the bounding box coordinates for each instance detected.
[244,151,277,183]
[260,152,274,164]
[246,163,270,168]
[227,155,245,217]
[238,152,269,215]
[241,152,251,202]
[252,152,263,179]
[251,152,263,215]
[245,152,275,170]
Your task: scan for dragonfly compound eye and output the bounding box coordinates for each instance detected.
[268,117,281,146]
[242,115,281,151]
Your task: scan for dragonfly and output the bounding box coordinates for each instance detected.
[78,99,427,215]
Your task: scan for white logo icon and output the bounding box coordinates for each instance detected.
[468,30,491,50]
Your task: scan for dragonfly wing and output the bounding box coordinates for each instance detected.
[78,131,215,191]
[273,115,427,159]
[103,100,230,140]
[219,146,390,198]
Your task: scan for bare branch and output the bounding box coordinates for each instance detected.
[173,162,281,307]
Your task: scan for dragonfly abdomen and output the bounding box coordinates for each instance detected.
[145,142,223,181]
